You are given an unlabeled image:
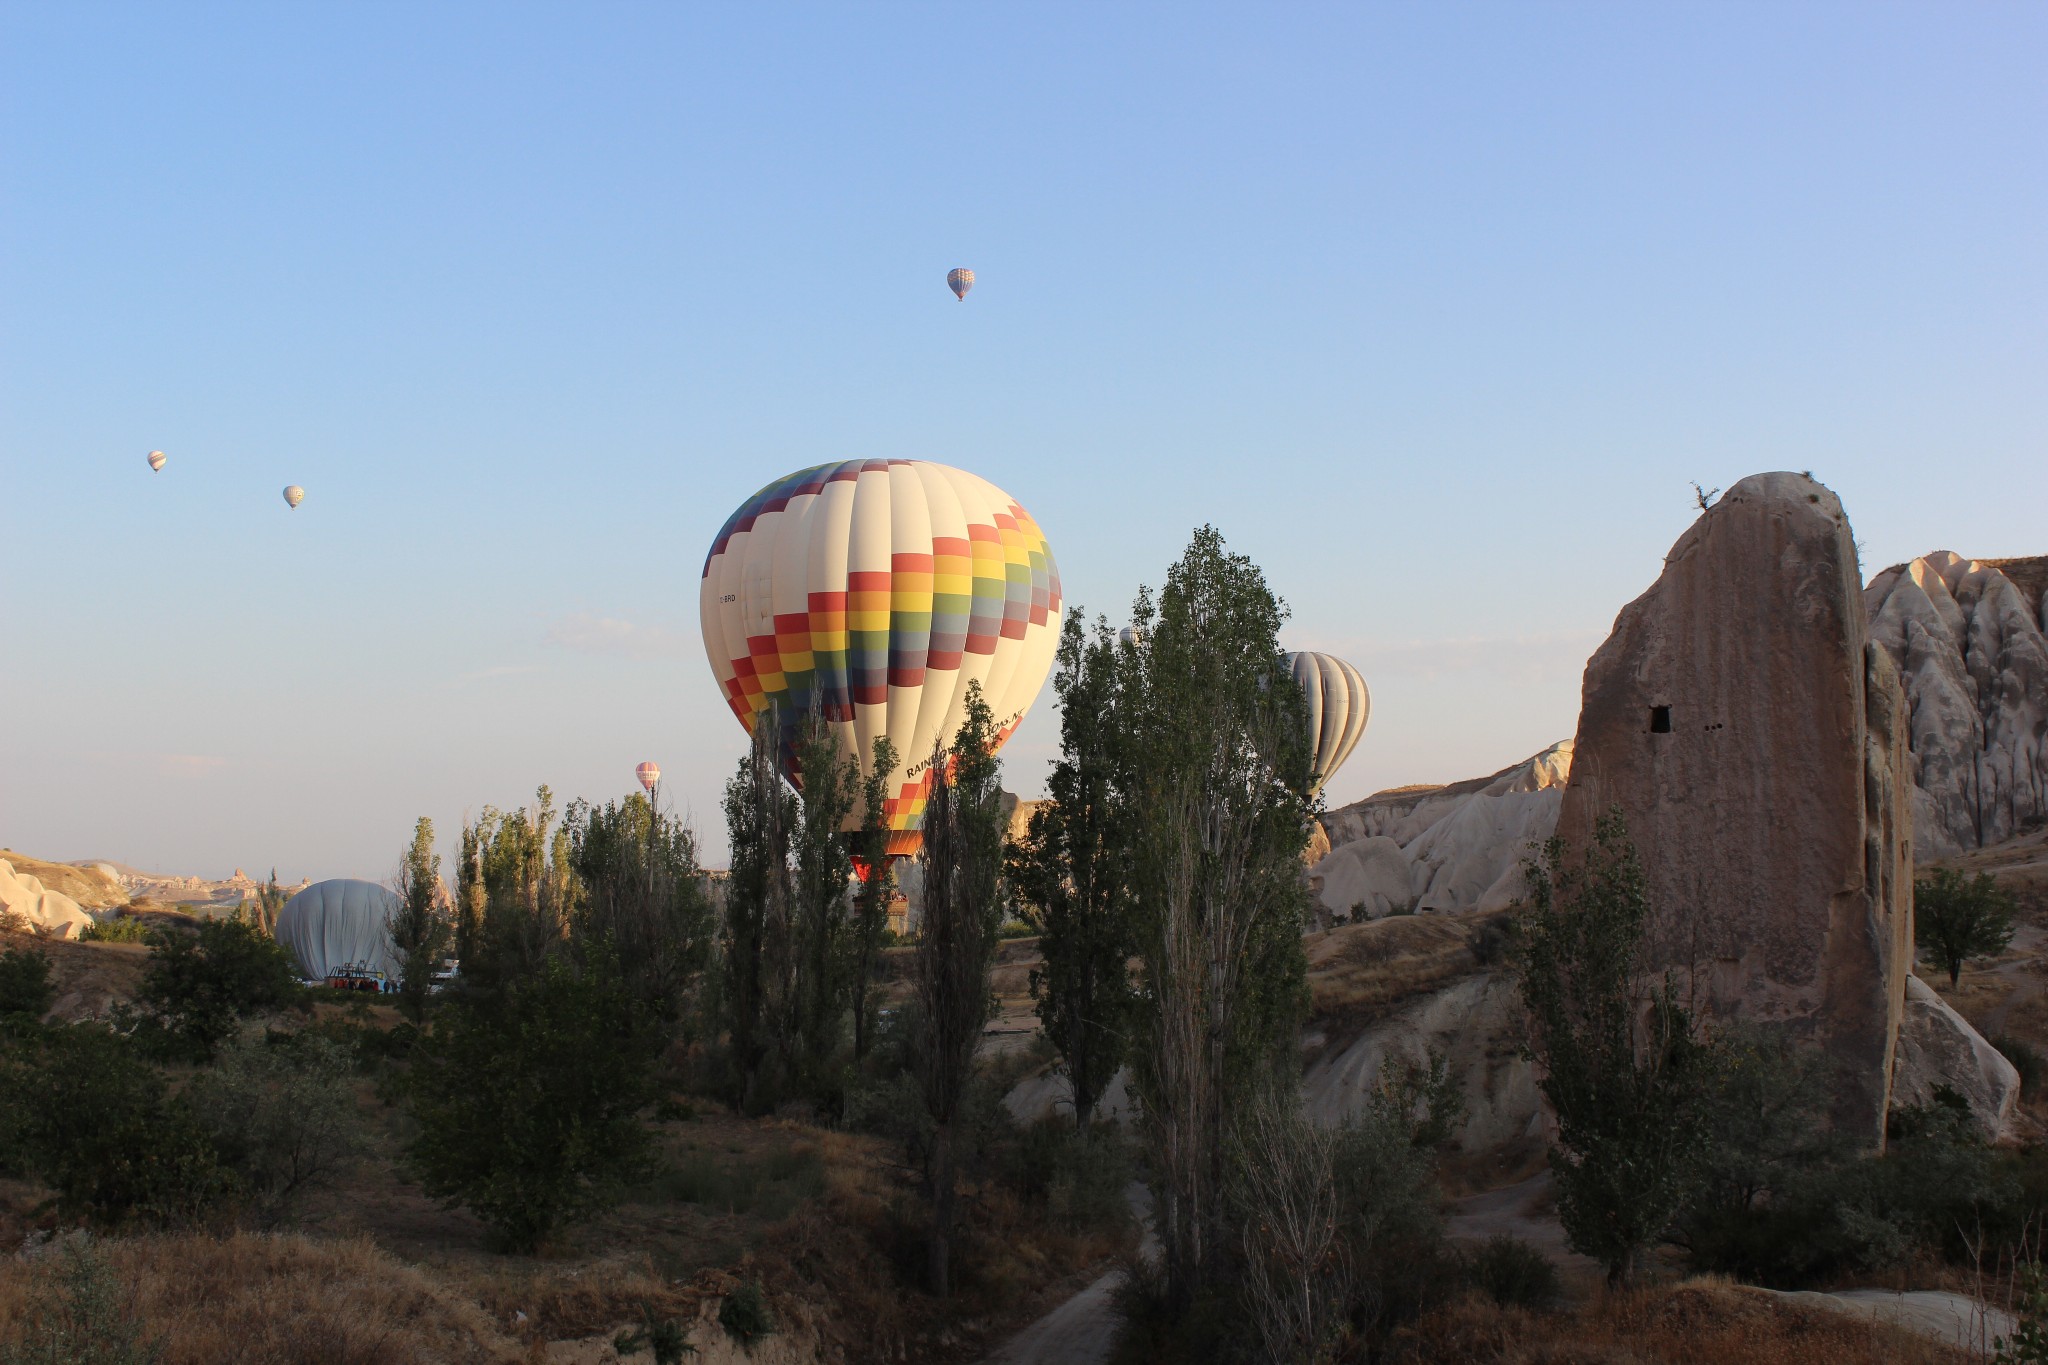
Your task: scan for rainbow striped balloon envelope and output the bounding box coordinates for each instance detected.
[701,459,1062,856]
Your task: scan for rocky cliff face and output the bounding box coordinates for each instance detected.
[1554,472,1913,1143]
[1866,552,2048,859]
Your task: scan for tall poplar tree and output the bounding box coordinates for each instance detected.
[1007,612,1137,1131]
[850,737,899,1062]
[1123,527,1316,1309]
[914,682,1005,1296]
[722,713,794,1112]
[390,816,451,1024]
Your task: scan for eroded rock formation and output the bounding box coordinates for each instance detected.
[1312,741,1572,918]
[1554,472,1913,1143]
[1866,552,2048,859]
[1893,975,2021,1140]
[0,858,94,939]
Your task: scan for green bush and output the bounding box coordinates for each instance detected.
[135,919,302,1060]
[1,1023,232,1227]
[1466,1235,1561,1309]
[717,1280,774,1344]
[79,916,151,944]
[185,1030,363,1225]
[1003,1119,1134,1235]
[406,957,662,1252]
[0,947,54,1018]
[653,1143,825,1219]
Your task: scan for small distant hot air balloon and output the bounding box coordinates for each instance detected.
[636,761,661,794]
[1119,625,1144,649]
[282,485,305,509]
[1286,651,1370,792]
[146,450,167,472]
[947,267,974,301]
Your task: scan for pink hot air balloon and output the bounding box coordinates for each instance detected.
[636,761,661,794]
[146,450,167,472]
[946,267,974,301]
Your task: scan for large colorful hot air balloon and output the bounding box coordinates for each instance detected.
[946,267,974,301]
[282,485,306,509]
[636,761,661,794]
[146,450,167,472]
[702,459,1062,856]
[1286,651,1369,791]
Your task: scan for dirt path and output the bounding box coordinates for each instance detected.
[980,1185,1153,1365]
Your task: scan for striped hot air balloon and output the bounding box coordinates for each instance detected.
[701,459,1062,856]
[146,450,167,472]
[282,485,306,509]
[946,267,974,301]
[636,761,661,794]
[1287,651,1370,791]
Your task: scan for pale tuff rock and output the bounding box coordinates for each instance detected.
[1300,972,1541,1152]
[1312,741,1572,919]
[0,859,94,939]
[1866,552,2048,859]
[1892,975,2021,1141]
[1554,472,1912,1143]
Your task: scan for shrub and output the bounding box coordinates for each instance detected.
[717,1280,774,1344]
[1004,1119,1134,1235]
[0,947,54,1018]
[80,916,151,944]
[1466,1234,1561,1309]
[2,1024,231,1227]
[0,1240,159,1365]
[406,957,662,1252]
[136,920,302,1061]
[186,1030,363,1225]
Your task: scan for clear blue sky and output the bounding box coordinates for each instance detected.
[4,3,2042,878]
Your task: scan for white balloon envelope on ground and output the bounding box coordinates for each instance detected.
[274,878,401,981]
[1287,650,1370,791]
[701,458,1063,856]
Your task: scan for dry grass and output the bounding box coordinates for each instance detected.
[1391,1279,1971,1364]
[0,1231,526,1365]
[1305,910,1500,1023]
[0,925,151,1022]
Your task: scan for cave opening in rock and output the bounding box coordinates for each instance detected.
[1650,705,1672,734]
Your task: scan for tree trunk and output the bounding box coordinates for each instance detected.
[929,1120,955,1296]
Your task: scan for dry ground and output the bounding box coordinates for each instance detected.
[1390,1279,1976,1364]
[0,931,1127,1365]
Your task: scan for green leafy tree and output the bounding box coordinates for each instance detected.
[1007,612,1137,1131]
[136,920,301,1061]
[390,817,452,1024]
[1916,867,2017,987]
[0,945,55,1019]
[461,788,579,993]
[1121,527,1316,1308]
[567,791,715,1030]
[786,707,859,1100]
[722,713,795,1111]
[407,956,660,1252]
[913,681,1006,1296]
[850,737,899,1062]
[1515,810,1720,1286]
